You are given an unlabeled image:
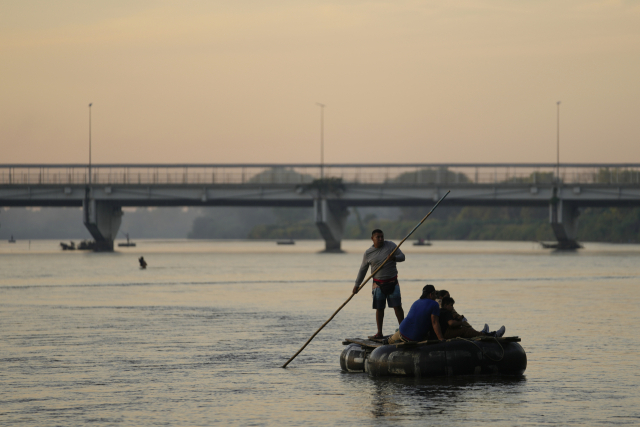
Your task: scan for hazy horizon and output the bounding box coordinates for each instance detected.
[2,1,639,165]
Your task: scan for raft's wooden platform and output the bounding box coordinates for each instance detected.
[342,338,385,349]
[397,336,521,347]
[343,336,521,349]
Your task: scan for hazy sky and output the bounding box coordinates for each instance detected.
[1,0,639,164]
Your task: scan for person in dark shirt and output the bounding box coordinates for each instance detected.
[387,284,444,344]
[437,289,476,329]
[440,297,505,339]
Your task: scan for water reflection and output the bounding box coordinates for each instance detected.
[341,373,527,418]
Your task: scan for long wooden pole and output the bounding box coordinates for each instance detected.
[282,190,450,368]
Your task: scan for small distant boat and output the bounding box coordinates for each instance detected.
[537,240,582,250]
[413,238,431,246]
[277,239,295,245]
[8,235,16,243]
[118,233,137,247]
[60,241,76,250]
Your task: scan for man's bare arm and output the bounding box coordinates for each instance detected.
[431,314,444,340]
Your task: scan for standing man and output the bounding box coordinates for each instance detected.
[353,229,405,339]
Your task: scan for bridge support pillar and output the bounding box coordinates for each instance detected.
[83,198,123,251]
[549,198,581,250]
[315,199,348,253]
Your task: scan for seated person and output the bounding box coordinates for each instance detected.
[388,284,444,344]
[438,289,480,330]
[435,290,446,307]
[440,297,505,339]
[437,290,462,318]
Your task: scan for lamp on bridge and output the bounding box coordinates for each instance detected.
[316,102,325,180]
[556,101,560,185]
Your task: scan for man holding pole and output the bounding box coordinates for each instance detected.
[282,192,448,368]
[353,229,405,339]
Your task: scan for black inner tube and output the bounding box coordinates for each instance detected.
[450,337,506,362]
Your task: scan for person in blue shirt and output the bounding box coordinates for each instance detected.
[388,284,444,344]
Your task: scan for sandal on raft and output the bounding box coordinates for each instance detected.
[368,333,384,340]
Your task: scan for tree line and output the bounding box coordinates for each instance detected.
[189,167,640,243]
[240,205,639,243]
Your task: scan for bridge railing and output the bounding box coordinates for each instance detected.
[1,164,640,186]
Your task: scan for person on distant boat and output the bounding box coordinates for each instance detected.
[439,297,505,339]
[388,284,444,344]
[353,229,405,340]
[139,256,147,269]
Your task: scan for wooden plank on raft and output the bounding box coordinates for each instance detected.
[344,336,521,349]
[394,336,521,347]
[394,339,441,348]
[475,336,521,343]
[342,338,384,348]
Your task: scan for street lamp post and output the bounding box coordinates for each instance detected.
[556,101,560,185]
[316,102,325,180]
[89,103,93,185]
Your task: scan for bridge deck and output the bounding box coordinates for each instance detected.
[1,164,639,208]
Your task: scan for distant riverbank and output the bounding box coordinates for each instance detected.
[3,205,638,244]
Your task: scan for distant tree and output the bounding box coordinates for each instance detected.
[504,171,555,184]
[247,167,314,184]
[188,207,276,239]
[593,168,640,184]
[576,207,640,243]
[389,167,470,185]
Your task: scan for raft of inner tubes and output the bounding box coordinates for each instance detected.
[340,336,527,377]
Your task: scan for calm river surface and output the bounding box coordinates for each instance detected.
[1,239,639,426]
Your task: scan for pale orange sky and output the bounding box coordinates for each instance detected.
[1,0,639,164]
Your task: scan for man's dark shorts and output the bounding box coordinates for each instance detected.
[372,285,402,310]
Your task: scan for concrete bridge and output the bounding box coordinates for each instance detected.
[1,163,639,251]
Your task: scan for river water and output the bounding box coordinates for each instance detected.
[1,239,639,426]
